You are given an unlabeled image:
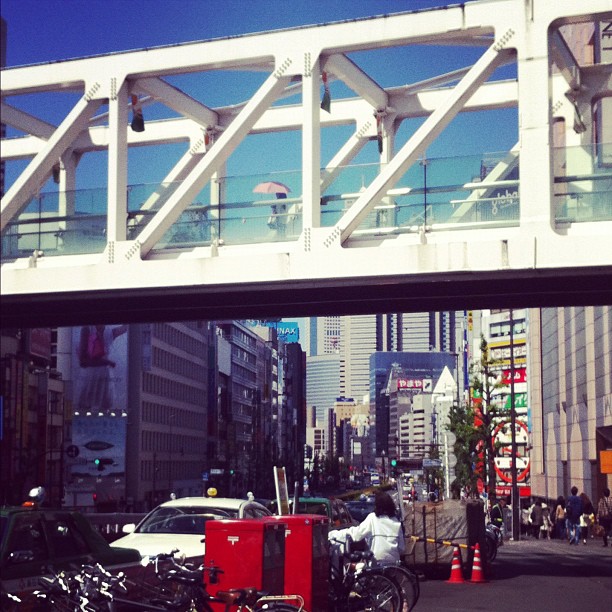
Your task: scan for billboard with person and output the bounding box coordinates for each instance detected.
[67,325,129,508]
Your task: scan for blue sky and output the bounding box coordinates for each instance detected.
[2,0,517,191]
[2,1,474,65]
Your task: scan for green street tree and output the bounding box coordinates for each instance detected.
[449,334,506,496]
[448,400,480,496]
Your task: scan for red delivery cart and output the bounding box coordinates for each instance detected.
[204,519,286,608]
[263,514,330,611]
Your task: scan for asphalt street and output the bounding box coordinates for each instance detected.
[414,537,612,612]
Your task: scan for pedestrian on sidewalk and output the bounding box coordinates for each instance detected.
[554,496,566,540]
[541,503,552,540]
[566,486,583,545]
[595,488,611,547]
[579,493,594,545]
[528,500,544,539]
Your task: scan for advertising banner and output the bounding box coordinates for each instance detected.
[67,325,129,506]
[70,416,127,477]
[72,324,128,415]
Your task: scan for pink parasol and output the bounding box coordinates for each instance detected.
[252,181,291,195]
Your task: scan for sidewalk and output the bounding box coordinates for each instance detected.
[415,536,612,612]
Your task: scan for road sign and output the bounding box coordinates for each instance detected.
[66,445,80,458]
[444,431,457,445]
[447,454,458,468]
[210,468,224,475]
[423,458,443,468]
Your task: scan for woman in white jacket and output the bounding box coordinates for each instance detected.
[329,491,405,563]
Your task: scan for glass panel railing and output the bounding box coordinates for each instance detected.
[4,146,611,260]
[2,187,111,258]
[554,190,612,223]
[322,152,520,236]
[554,142,612,224]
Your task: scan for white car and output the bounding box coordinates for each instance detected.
[111,497,271,560]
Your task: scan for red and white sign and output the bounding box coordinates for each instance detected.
[397,379,422,390]
[492,420,530,484]
[501,367,526,384]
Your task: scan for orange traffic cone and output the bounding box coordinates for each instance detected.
[446,546,465,583]
[469,542,487,583]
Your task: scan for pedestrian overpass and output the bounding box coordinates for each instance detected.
[1,0,611,327]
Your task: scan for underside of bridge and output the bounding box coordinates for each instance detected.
[1,0,611,328]
[2,267,612,329]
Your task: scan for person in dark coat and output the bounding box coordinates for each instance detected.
[566,486,583,545]
[530,500,544,539]
[490,497,506,530]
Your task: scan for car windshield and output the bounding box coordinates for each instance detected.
[268,500,329,517]
[346,502,374,522]
[137,507,235,534]
[295,501,329,517]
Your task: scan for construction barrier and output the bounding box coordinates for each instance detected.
[408,535,475,551]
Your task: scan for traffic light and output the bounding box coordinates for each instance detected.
[93,458,113,471]
[390,458,397,476]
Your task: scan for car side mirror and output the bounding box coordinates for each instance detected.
[122,523,136,534]
[8,550,35,564]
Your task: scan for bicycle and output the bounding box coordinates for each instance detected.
[148,552,304,611]
[0,584,21,612]
[376,562,419,612]
[32,554,303,612]
[328,536,402,611]
[34,564,122,611]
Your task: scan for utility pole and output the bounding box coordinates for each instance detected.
[509,309,520,541]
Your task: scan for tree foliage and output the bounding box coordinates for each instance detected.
[449,334,506,496]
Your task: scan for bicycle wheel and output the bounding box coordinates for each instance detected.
[381,565,419,612]
[349,571,402,612]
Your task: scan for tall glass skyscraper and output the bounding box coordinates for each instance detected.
[304,312,467,425]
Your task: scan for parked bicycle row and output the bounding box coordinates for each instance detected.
[3,538,418,612]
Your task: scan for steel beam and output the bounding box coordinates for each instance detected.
[0,103,56,139]
[134,77,219,128]
[332,42,515,243]
[1,89,104,232]
[322,54,388,111]
[135,67,294,255]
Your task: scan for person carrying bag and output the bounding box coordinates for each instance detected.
[596,488,611,547]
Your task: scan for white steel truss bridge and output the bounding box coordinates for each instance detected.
[1,0,611,327]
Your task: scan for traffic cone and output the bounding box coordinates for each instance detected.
[446,546,465,583]
[469,542,487,583]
